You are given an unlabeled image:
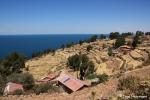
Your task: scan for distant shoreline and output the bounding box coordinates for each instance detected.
[0,34,108,58]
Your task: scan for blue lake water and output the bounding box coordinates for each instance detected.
[0,34,99,58]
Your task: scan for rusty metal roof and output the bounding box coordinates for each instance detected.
[57,74,85,92]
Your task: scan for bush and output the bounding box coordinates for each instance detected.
[33,83,50,95]
[86,73,108,81]
[108,47,112,56]
[89,35,98,42]
[0,52,26,76]
[118,76,140,92]
[12,89,23,95]
[32,48,55,58]
[109,32,120,39]
[97,73,108,83]
[132,34,141,48]
[114,37,126,48]
[99,34,106,39]
[66,42,74,48]
[33,83,60,95]
[7,73,35,90]
[86,74,97,80]
[87,45,93,52]
[79,40,84,45]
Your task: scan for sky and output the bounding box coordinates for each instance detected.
[0,0,150,35]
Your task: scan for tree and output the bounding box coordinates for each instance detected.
[99,34,106,39]
[109,32,120,39]
[145,32,150,35]
[121,32,133,37]
[132,35,139,48]
[68,54,95,80]
[114,37,126,48]
[136,31,144,36]
[0,52,26,76]
[89,35,98,42]
[66,42,74,48]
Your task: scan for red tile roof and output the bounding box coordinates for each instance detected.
[57,74,85,92]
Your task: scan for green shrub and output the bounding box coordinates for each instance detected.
[86,74,97,80]
[114,37,126,48]
[12,89,23,95]
[97,73,108,83]
[86,73,109,84]
[79,40,84,45]
[87,45,93,52]
[108,47,113,56]
[33,83,60,95]
[66,42,74,48]
[33,83,50,95]
[109,32,120,39]
[0,52,26,76]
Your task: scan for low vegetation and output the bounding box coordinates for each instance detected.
[87,45,93,52]
[118,76,150,100]
[86,73,108,84]
[109,32,120,39]
[118,76,140,91]
[97,73,108,83]
[12,89,24,95]
[108,47,113,56]
[0,52,26,76]
[32,48,55,58]
[114,37,126,48]
[33,83,60,95]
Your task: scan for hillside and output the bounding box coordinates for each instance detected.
[26,36,150,80]
[1,35,150,100]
